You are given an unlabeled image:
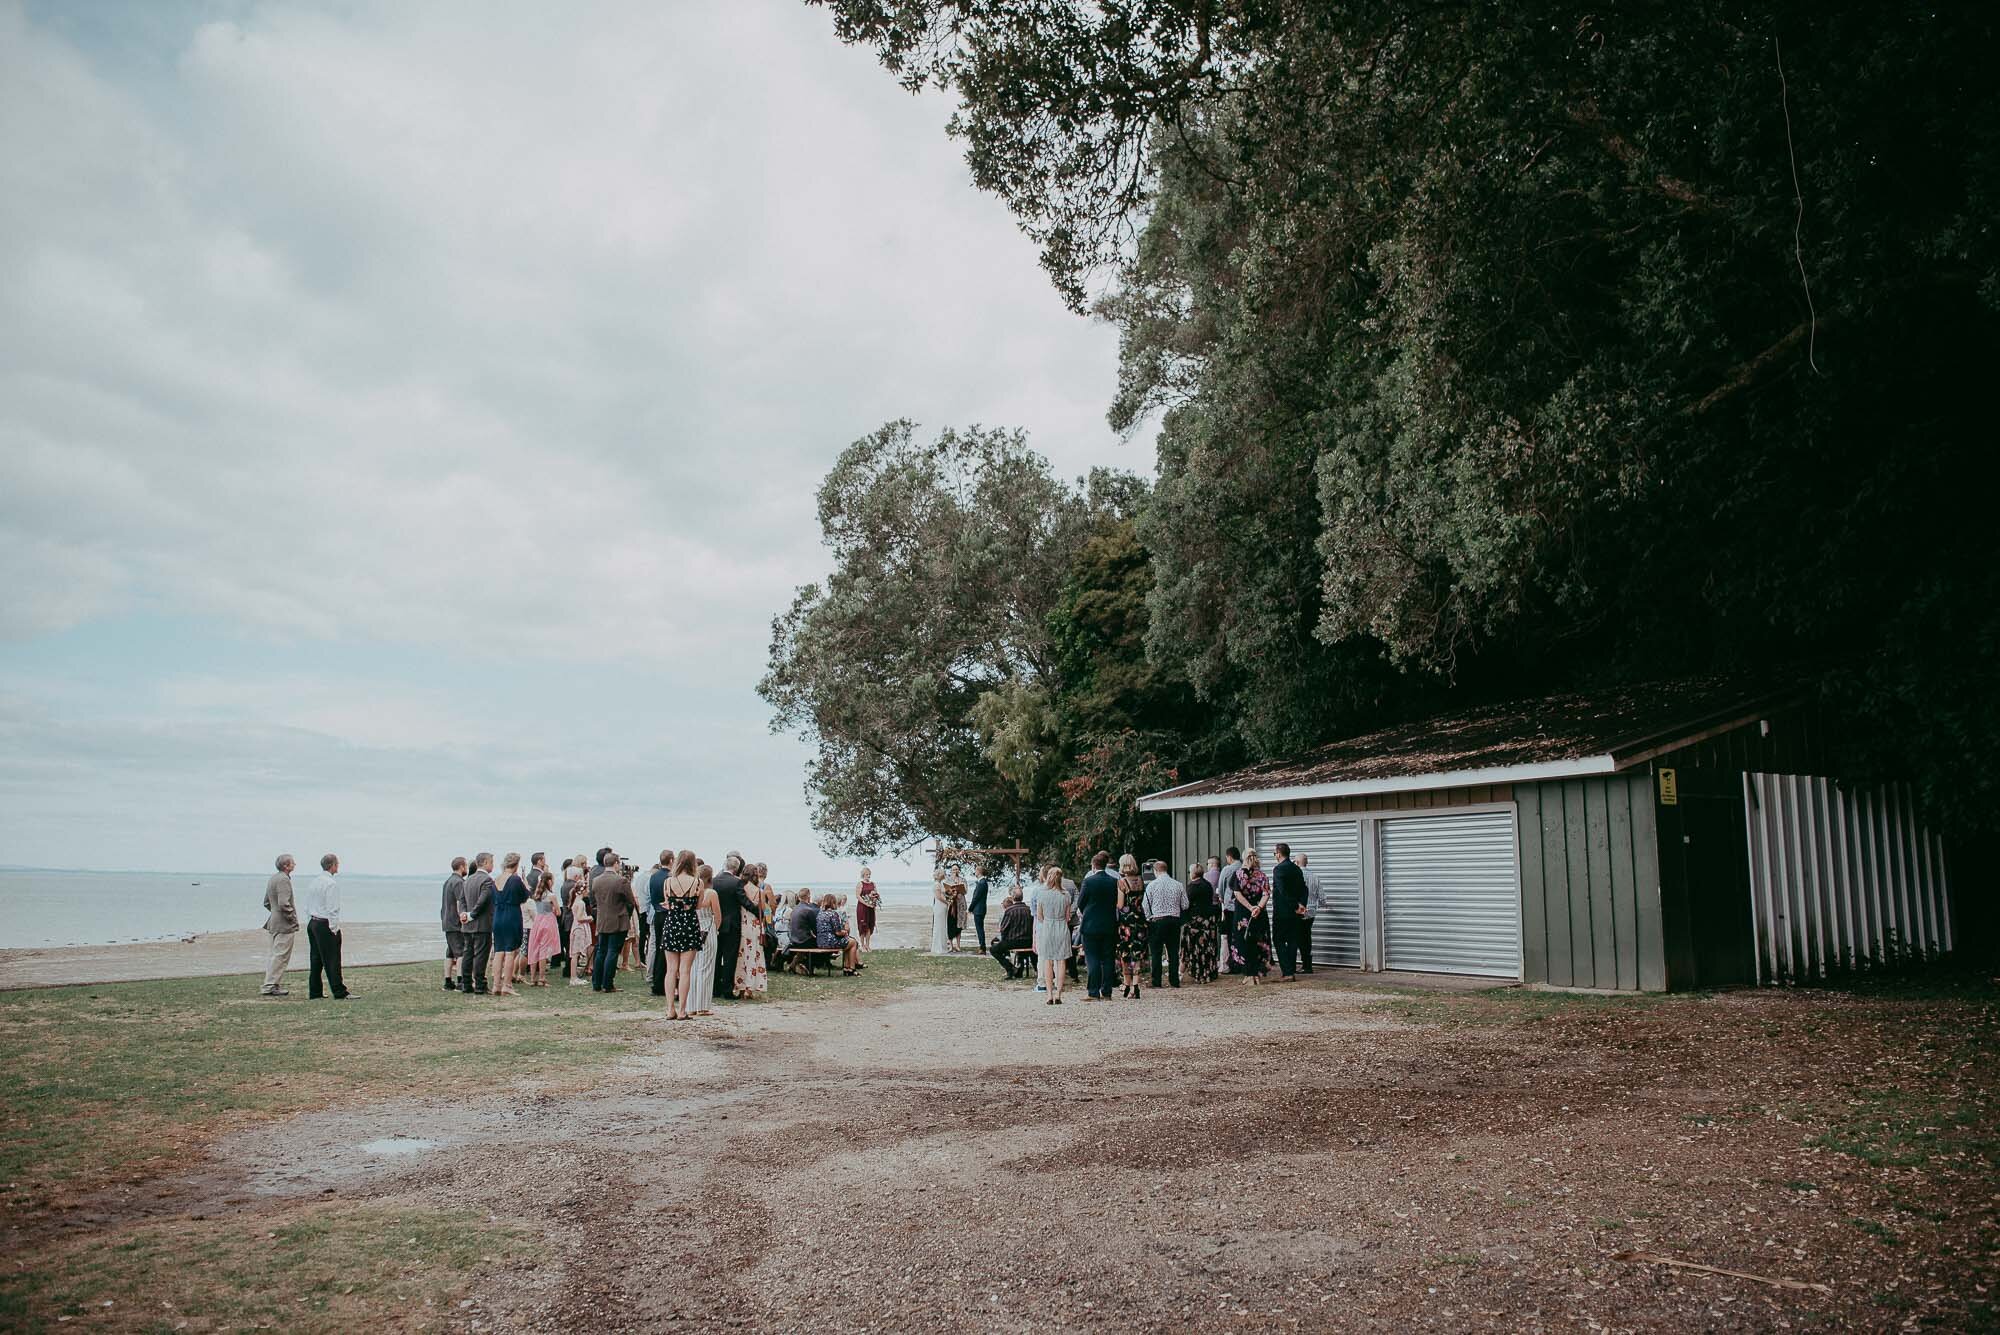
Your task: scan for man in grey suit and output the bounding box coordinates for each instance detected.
[441,856,467,992]
[458,852,497,996]
[261,854,298,997]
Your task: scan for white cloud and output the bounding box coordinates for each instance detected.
[0,0,1142,878]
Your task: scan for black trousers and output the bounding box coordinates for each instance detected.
[990,939,1031,976]
[1298,917,1315,972]
[1275,915,1305,977]
[972,906,988,951]
[1082,930,1116,997]
[714,926,740,998]
[460,931,491,992]
[592,930,627,990]
[307,917,347,998]
[1147,916,1182,986]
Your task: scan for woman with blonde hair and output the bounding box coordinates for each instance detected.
[929,869,951,955]
[1183,861,1220,984]
[1031,865,1072,1004]
[1114,853,1149,999]
[855,866,880,954]
[658,850,704,1020]
[491,852,528,997]
[733,862,769,999]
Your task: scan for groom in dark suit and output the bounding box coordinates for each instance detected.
[711,853,749,1000]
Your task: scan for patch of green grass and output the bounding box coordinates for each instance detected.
[1784,1179,1818,1192]
[0,1203,532,1333]
[1594,1217,1626,1230]
[1851,1216,1902,1246]
[0,962,633,1196]
[1804,1085,1991,1170]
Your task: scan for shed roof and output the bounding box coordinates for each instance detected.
[1136,677,1797,811]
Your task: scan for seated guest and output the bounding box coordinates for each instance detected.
[989,889,1034,977]
[788,893,821,948]
[815,892,862,975]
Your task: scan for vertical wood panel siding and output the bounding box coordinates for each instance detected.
[1516,774,1665,991]
[1743,773,1953,981]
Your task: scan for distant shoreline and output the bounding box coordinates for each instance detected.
[0,905,948,990]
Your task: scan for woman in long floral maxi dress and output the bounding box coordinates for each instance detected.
[1228,854,1272,983]
[1114,854,1149,998]
[1182,863,1220,983]
[855,868,880,954]
[733,872,768,999]
[566,882,594,988]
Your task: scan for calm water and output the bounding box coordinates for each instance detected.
[0,869,952,949]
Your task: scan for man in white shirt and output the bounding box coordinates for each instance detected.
[1141,860,1188,988]
[303,852,351,1001]
[1297,853,1322,975]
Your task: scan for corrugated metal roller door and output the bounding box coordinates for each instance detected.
[1252,821,1361,966]
[1381,812,1521,978]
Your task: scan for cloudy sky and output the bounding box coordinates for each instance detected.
[0,0,1144,878]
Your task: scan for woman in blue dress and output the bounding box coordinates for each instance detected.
[491,852,529,996]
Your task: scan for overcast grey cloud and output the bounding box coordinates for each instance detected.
[0,0,1144,877]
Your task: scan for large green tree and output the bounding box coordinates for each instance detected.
[815,2,2000,834]
[761,421,1180,861]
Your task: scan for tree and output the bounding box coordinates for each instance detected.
[761,420,1142,858]
[816,2,2000,835]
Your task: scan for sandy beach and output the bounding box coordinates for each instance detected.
[0,903,946,989]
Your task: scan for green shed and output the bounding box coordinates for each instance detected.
[1135,679,1954,990]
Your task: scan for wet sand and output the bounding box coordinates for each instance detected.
[0,905,946,990]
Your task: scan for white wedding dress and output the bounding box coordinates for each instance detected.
[930,893,950,954]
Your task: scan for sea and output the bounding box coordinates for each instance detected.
[0,868,948,950]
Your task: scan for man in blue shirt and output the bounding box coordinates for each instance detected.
[1076,851,1121,1000]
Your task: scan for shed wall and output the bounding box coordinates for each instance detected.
[1516,775,1665,990]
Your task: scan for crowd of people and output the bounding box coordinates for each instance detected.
[972,844,1325,1001]
[253,841,1327,1008]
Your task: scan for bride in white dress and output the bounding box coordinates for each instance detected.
[929,869,951,955]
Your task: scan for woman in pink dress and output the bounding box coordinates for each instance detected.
[525,881,562,986]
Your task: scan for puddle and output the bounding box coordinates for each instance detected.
[356,1136,441,1157]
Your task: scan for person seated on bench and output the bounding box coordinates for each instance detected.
[815,892,861,975]
[788,894,820,953]
[990,888,1034,977]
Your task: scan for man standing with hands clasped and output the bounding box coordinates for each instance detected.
[1269,842,1310,983]
[458,853,496,996]
[303,852,351,1000]
[261,854,298,998]
[1142,859,1187,989]
[1076,852,1120,1000]
[589,850,638,992]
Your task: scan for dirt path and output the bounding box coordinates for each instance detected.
[74,975,2000,1331]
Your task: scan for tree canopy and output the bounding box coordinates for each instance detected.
[814,2,2000,835]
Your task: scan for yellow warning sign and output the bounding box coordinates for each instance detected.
[1659,767,1679,805]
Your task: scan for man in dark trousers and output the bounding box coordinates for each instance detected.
[647,850,673,996]
[988,889,1034,978]
[969,872,991,952]
[441,856,467,991]
[458,852,496,995]
[1076,851,1120,1000]
[1270,842,1310,982]
[711,853,750,999]
[589,851,637,992]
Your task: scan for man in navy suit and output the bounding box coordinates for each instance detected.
[1270,842,1310,982]
[1076,851,1120,1000]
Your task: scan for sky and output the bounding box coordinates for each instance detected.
[0,0,1147,879]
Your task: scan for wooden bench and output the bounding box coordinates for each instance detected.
[784,947,845,977]
[1008,947,1038,979]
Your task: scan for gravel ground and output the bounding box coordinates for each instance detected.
[57,972,2000,1331]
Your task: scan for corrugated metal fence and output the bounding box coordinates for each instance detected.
[1743,773,1953,983]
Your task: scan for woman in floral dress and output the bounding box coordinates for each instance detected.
[566,880,594,988]
[1182,861,1220,984]
[1114,853,1149,998]
[733,865,769,998]
[854,867,880,954]
[1228,852,1272,983]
